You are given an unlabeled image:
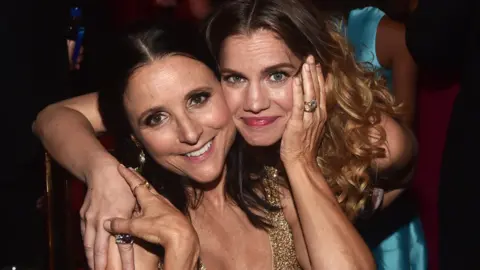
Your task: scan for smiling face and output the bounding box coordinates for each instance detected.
[124,55,236,183]
[219,30,302,146]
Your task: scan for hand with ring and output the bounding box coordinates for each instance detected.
[104,164,200,269]
[280,55,327,166]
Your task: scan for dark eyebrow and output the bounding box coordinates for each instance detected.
[220,62,299,77]
[137,86,213,126]
[262,63,297,75]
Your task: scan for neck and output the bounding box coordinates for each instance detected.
[188,165,228,211]
[245,141,282,169]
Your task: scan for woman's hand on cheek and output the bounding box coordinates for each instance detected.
[280,55,327,168]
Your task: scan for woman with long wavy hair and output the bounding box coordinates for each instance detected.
[312,1,425,268]
[33,0,416,268]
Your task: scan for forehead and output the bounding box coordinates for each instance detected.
[125,56,216,109]
[128,55,214,91]
[219,30,300,69]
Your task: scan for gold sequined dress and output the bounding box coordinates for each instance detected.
[160,167,302,270]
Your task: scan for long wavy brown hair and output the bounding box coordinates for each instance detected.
[205,0,402,220]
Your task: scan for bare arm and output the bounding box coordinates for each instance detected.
[279,57,375,269]
[32,92,112,183]
[33,92,136,269]
[283,163,375,270]
[376,17,418,127]
[283,115,414,269]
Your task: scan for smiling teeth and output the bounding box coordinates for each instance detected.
[186,141,212,157]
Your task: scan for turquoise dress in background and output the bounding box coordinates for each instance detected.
[346,7,428,270]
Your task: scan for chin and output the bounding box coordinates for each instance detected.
[187,164,225,184]
[240,130,282,147]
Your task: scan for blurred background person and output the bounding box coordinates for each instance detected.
[406,0,480,269]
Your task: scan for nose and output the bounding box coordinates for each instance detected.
[243,81,270,113]
[177,114,203,145]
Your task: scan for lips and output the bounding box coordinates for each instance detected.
[241,116,279,127]
[183,138,215,163]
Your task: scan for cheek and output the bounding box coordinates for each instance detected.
[222,85,244,115]
[139,131,173,161]
[269,83,294,113]
[210,99,233,128]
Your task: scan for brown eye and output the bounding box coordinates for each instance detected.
[145,113,167,126]
[188,92,211,107]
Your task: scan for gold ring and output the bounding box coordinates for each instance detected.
[304,99,318,112]
[132,181,150,195]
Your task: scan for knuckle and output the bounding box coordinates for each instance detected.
[79,204,89,218]
[129,219,143,233]
[110,219,121,231]
[294,104,304,111]
[84,211,97,222]
[94,247,107,257]
[79,211,86,221]
[84,244,94,253]
[118,243,133,252]
[79,207,86,217]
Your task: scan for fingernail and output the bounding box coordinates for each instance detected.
[119,163,125,168]
[307,55,315,64]
[128,167,136,171]
[103,220,111,231]
[303,63,310,71]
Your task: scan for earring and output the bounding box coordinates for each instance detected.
[136,150,146,173]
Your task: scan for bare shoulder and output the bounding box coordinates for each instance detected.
[376,16,408,68]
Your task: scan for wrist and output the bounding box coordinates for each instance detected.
[165,233,200,270]
[283,159,337,201]
[282,156,319,174]
[84,151,119,186]
[174,229,200,256]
